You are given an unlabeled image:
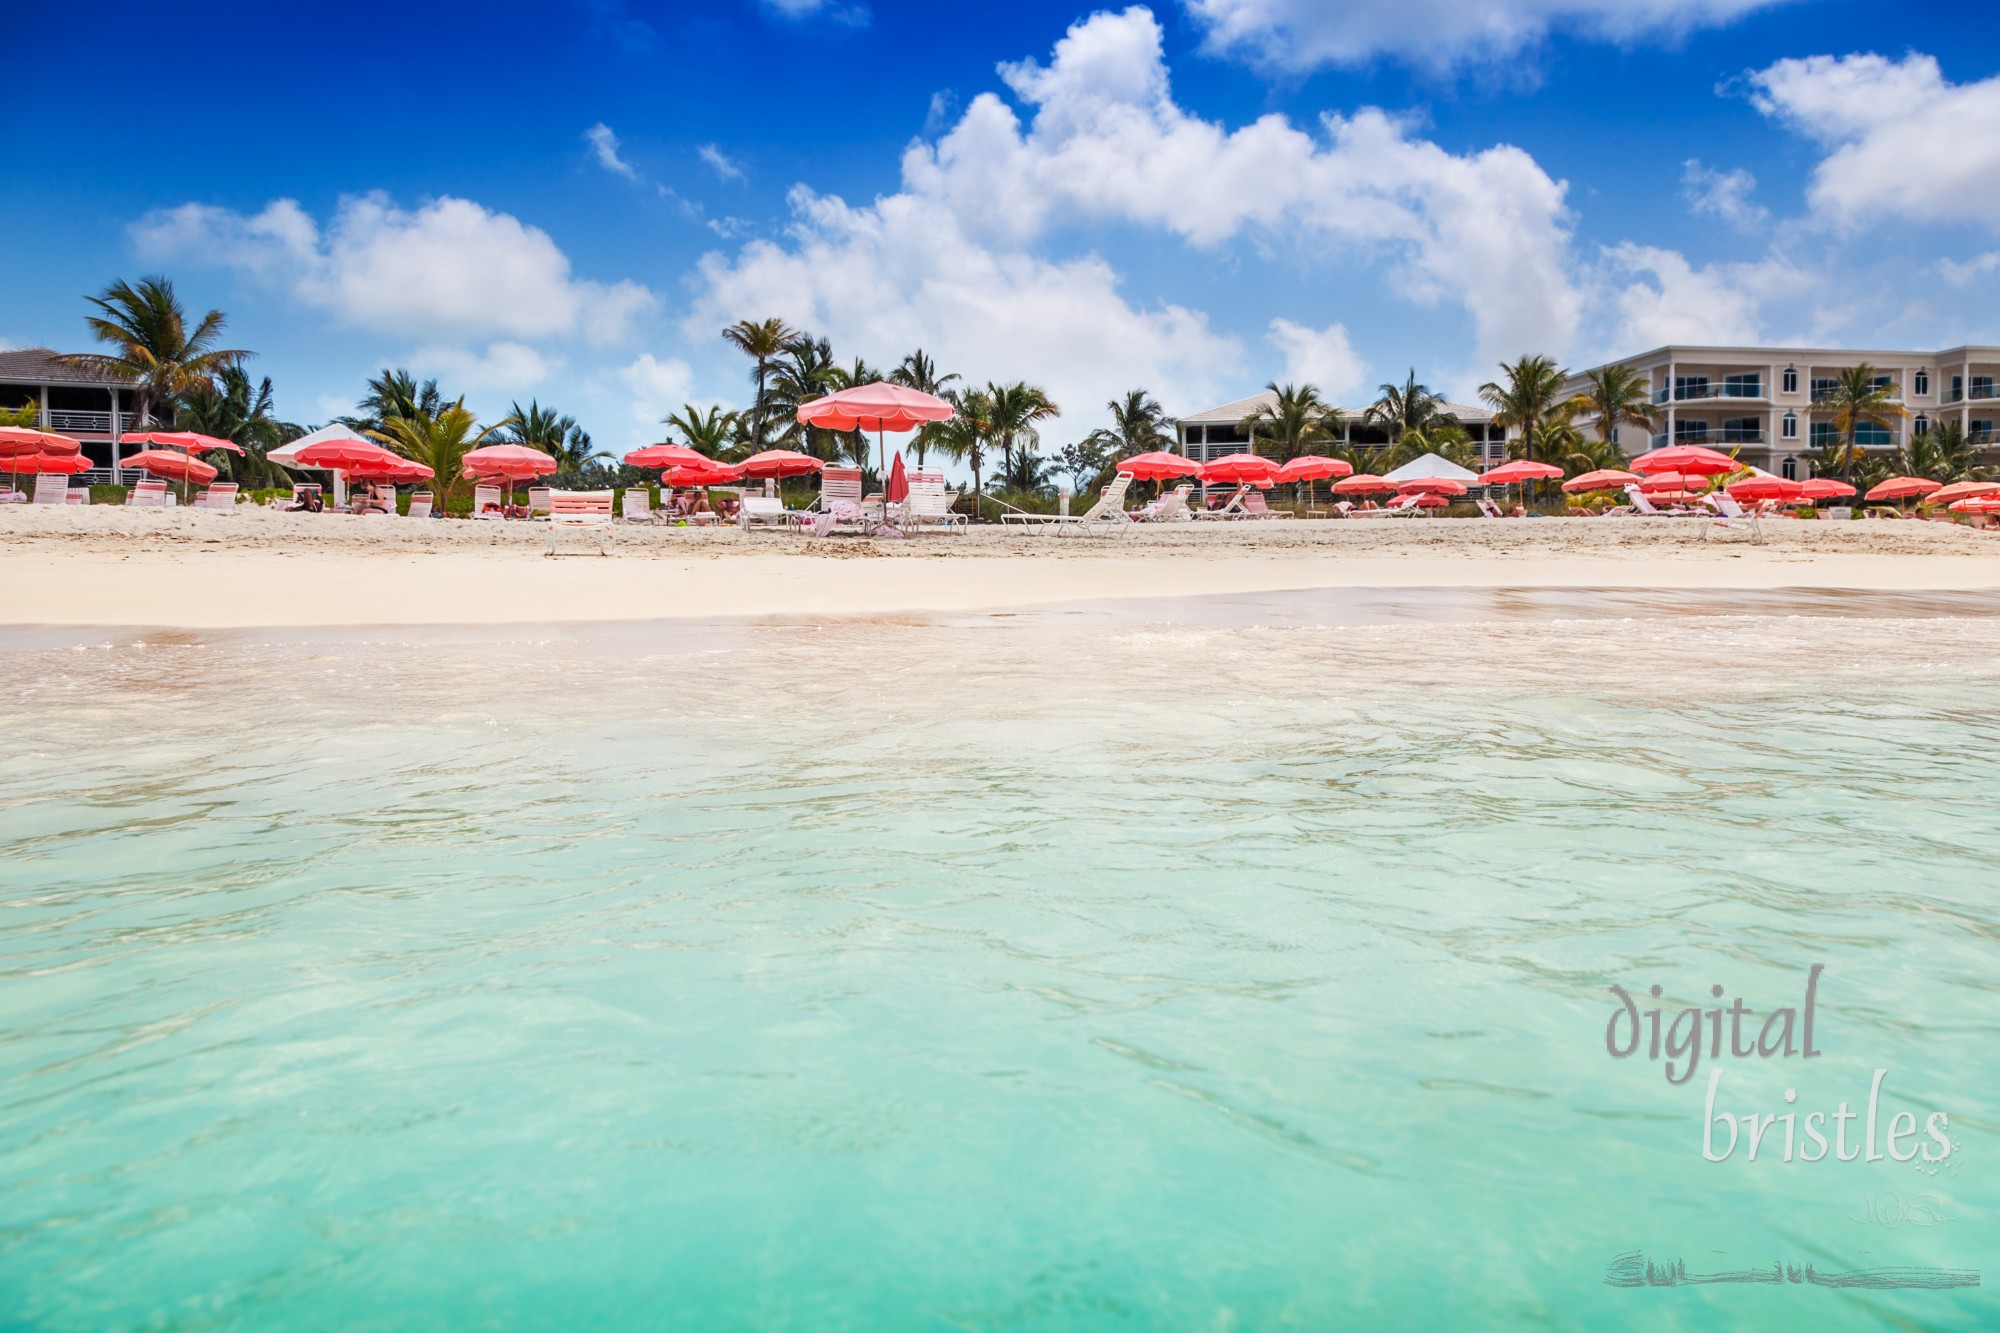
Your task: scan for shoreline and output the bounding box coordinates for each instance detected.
[4,507,2000,628]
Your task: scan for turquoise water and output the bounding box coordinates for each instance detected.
[2,592,1995,1329]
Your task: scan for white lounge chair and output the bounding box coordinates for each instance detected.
[406,491,433,519]
[125,480,168,508]
[472,484,505,519]
[621,487,656,523]
[1131,483,1193,522]
[1194,484,1250,520]
[1352,493,1423,517]
[806,467,867,536]
[32,475,70,505]
[998,473,1134,534]
[1476,496,1505,518]
[196,482,238,509]
[1704,492,1764,544]
[1240,490,1291,519]
[739,495,791,530]
[527,486,552,516]
[904,472,965,531]
[545,490,616,556]
[65,488,86,505]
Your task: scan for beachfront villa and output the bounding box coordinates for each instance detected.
[0,347,165,482]
[1177,392,1509,467]
[1565,345,2000,478]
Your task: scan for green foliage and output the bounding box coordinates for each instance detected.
[1363,370,1456,443]
[888,349,961,466]
[721,317,796,451]
[369,401,500,505]
[176,364,301,489]
[1479,353,1572,463]
[57,275,250,425]
[663,403,742,459]
[1567,363,1658,453]
[501,399,608,484]
[1238,381,1337,461]
[1818,363,1908,481]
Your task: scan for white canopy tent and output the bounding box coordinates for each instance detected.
[1383,452,1480,484]
[271,423,376,506]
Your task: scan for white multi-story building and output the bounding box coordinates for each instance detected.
[1175,390,1509,466]
[0,347,167,482]
[1562,345,2000,478]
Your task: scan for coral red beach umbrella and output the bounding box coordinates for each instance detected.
[1639,471,1713,493]
[1630,444,1738,476]
[3,451,92,475]
[0,426,81,457]
[462,444,558,477]
[1275,455,1351,482]
[663,460,745,486]
[1563,469,1640,493]
[1930,480,2000,505]
[1727,476,1806,503]
[739,449,826,479]
[1948,497,2000,514]
[293,439,403,471]
[797,383,954,434]
[1413,492,1451,508]
[1116,451,1203,480]
[1201,452,1280,485]
[624,443,710,469]
[121,450,218,484]
[1397,476,1466,495]
[120,429,243,455]
[1797,478,1856,500]
[1644,489,1698,503]
[1865,476,1942,502]
[1479,460,1563,485]
[344,454,434,482]
[1333,473,1395,494]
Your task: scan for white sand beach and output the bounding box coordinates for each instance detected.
[4,505,1999,627]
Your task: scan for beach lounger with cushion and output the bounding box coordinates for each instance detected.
[1351,493,1423,517]
[998,473,1133,534]
[1131,483,1193,522]
[806,467,867,536]
[1476,497,1506,518]
[1194,484,1250,520]
[32,475,70,505]
[1703,493,1764,545]
[528,487,552,517]
[545,490,616,556]
[125,480,169,508]
[473,484,504,519]
[904,472,966,531]
[739,495,792,530]
[1240,490,1291,519]
[1624,485,1696,517]
[65,488,86,504]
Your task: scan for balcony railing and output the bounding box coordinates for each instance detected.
[1944,386,2000,404]
[1657,429,1765,446]
[31,410,163,435]
[1653,383,1766,404]
[1811,389,1903,404]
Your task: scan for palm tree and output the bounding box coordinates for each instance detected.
[889,349,961,467]
[1238,381,1337,461]
[176,365,301,489]
[500,400,607,483]
[1894,419,1990,484]
[1568,364,1660,455]
[663,404,741,458]
[721,317,796,451]
[1363,370,1456,443]
[933,387,996,513]
[766,334,842,458]
[57,276,249,429]
[1820,363,1909,483]
[1081,388,1175,461]
[986,381,1060,481]
[1400,420,1480,471]
[369,400,499,508]
[340,369,445,433]
[1479,354,1571,463]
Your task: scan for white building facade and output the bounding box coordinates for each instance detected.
[1563,345,2000,478]
[1175,391,1508,467]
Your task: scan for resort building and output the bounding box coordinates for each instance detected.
[1562,345,2000,478]
[0,347,168,482]
[1176,391,1509,467]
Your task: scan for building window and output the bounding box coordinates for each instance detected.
[1915,369,1931,396]
[1854,422,1891,447]
[1952,374,1965,402]
[1810,421,1838,445]
[1674,374,1711,401]
[1782,366,1798,394]
[1781,456,1797,480]
[1675,419,1711,440]
[1811,377,1838,401]
[1781,411,1798,439]
[1721,417,1761,442]
[1975,375,1996,401]
[1723,373,1762,397]
[1914,414,1930,437]
[1974,420,1995,442]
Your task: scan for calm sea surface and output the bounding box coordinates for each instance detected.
[2,589,1996,1329]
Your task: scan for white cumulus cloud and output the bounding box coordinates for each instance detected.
[1186,0,1789,72]
[898,6,1581,367]
[585,123,638,179]
[1593,243,1810,351]
[698,144,745,182]
[409,342,554,395]
[1266,319,1368,401]
[691,187,1242,419]
[1746,52,2000,230]
[1681,159,1768,229]
[618,353,700,436]
[133,194,657,345]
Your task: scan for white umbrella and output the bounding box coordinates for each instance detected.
[1383,452,1480,484]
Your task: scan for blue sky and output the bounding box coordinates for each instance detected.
[4,0,1998,450]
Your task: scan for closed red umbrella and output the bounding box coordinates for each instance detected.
[1631,444,1739,476]
[1563,469,1640,494]
[122,449,218,485]
[885,452,909,504]
[1333,473,1395,494]
[1865,476,1942,502]
[1117,451,1204,480]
